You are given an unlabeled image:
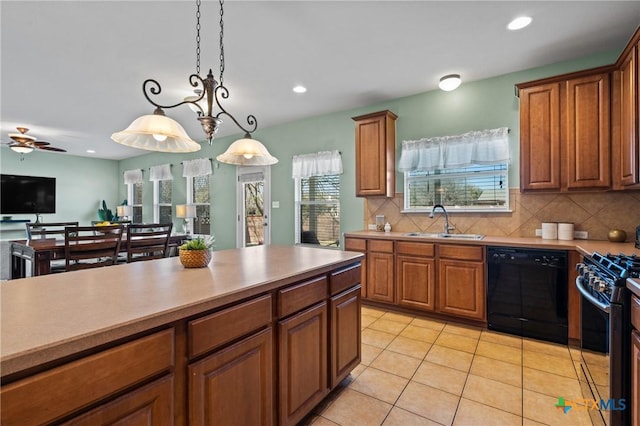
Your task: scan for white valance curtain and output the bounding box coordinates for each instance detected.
[182,158,212,178]
[397,127,510,172]
[149,164,172,181]
[292,150,343,179]
[123,169,143,184]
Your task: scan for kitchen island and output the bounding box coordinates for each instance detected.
[1,245,363,425]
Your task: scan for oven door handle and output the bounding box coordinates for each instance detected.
[575,277,610,313]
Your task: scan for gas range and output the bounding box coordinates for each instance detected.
[576,252,639,307]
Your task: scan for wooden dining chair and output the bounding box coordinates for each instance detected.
[125,223,173,263]
[26,222,79,240]
[64,224,124,271]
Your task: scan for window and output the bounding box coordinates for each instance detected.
[404,163,509,211]
[150,164,173,224]
[295,175,340,246]
[124,169,143,222]
[190,175,210,235]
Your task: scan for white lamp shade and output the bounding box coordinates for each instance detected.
[439,74,462,91]
[216,137,278,166]
[117,205,133,217]
[176,204,197,219]
[10,145,34,154]
[111,114,202,153]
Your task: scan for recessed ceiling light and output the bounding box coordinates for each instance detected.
[508,16,532,30]
[86,149,96,153]
[293,85,307,94]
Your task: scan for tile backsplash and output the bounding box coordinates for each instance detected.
[363,189,640,242]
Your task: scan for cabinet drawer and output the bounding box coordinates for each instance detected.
[189,294,272,358]
[632,295,640,330]
[439,244,484,261]
[344,238,366,252]
[0,329,174,425]
[368,239,393,253]
[330,263,362,296]
[278,276,327,318]
[396,241,435,257]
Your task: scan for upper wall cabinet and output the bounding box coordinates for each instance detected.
[612,31,640,190]
[352,110,397,197]
[518,71,611,192]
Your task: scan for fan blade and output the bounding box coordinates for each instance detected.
[38,146,66,152]
[32,141,51,146]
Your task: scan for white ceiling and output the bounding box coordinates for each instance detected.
[2,1,639,160]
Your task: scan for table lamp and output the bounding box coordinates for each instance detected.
[116,205,133,221]
[176,204,196,235]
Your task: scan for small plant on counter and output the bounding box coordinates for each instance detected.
[179,235,215,251]
[178,235,216,268]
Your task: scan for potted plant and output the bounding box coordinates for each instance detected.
[178,236,215,268]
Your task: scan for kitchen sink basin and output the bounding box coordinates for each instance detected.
[403,232,484,240]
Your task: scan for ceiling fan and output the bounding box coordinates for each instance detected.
[4,127,67,155]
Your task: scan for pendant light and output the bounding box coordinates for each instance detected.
[112,0,278,166]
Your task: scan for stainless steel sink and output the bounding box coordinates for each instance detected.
[403,232,484,240]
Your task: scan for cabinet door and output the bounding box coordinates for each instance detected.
[344,238,367,297]
[633,330,640,426]
[62,376,174,425]
[353,110,397,197]
[278,302,328,426]
[565,73,611,189]
[437,259,485,320]
[612,46,639,189]
[519,83,561,191]
[189,328,273,426]
[396,255,436,312]
[367,252,394,303]
[330,286,361,388]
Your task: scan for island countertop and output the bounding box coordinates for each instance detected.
[1,245,363,376]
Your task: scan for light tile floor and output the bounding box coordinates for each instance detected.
[300,306,595,426]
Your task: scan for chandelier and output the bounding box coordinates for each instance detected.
[112,0,278,165]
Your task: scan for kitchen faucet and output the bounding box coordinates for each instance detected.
[429,204,454,235]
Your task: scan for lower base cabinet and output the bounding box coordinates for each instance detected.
[330,286,361,388]
[278,302,329,426]
[396,255,436,312]
[437,258,485,320]
[189,328,274,426]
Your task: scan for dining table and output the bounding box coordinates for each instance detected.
[10,234,189,279]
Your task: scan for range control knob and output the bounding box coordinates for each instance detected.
[597,281,607,293]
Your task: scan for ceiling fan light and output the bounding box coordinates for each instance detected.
[8,133,36,144]
[216,136,278,166]
[111,114,202,153]
[11,145,34,154]
[439,74,462,91]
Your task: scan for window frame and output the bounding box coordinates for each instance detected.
[126,181,143,222]
[153,179,172,224]
[294,174,341,247]
[186,174,211,236]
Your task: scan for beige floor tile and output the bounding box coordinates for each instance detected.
[523,338,572,359]
[569,346,582,362]
[322,388,392,426]
[453,398,522,426]
[396,381,460,425]
[361,343,383,365]
[370,350,422,379]
[523,350,577,379]
[523,367,583,399]
[476,340,522,365]
[399,324,441,343]
[462,375,522,416]
[469,355,522,387]
[362,329,396,349]
[362,306,386,318]
[434,332,479,354]
[349,367,409,404]
[361,314,379,329]
[522,419,548,426]
[425,345,474,372]
[387,335,431,359]
[412,360,468,395]
[410,316,446,331]
[349,363,367,379]
[480,330,522,349]
[369,318,408,335]
[382,407,441,426]
[310,415,340,426]
[442,323,482,339]
[380,311,415,324]
[523,389,594,426]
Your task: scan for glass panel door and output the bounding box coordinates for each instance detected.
[237,167,271,247]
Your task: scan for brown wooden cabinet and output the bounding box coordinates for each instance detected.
[329,286,361,388]
[352,110,397,197]
[366,239,394,303]
[518,71,611,192]
[344,237,367,297]
[437,244,486,320]
[632,330,640,426]
[396,241,436,312]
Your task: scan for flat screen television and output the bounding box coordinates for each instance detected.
[1,174,56,214]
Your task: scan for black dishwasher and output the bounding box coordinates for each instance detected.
[487,246,568,344]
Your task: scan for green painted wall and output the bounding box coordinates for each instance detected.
[0,49,621,247]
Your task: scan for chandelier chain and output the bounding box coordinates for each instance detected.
[195,0,201,75]
[219,0,225,86]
